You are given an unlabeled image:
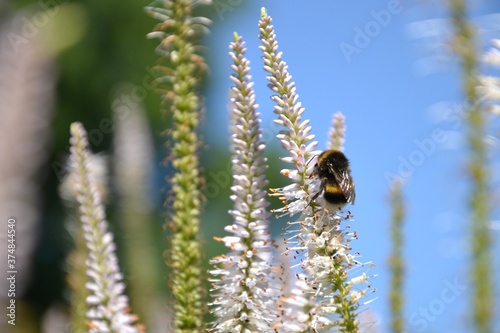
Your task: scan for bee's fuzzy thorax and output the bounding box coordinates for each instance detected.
[317,150,349,170]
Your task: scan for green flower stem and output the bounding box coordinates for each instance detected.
[389,181,405,333]
[146,0,210,331]
[449,1,492,332]
[67,230,89,333]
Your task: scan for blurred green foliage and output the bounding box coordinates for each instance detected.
[2,1,289,330]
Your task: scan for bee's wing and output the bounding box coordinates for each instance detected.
[329,164,356,204]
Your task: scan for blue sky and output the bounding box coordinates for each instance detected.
[202,1,500,332]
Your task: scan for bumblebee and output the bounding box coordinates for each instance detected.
[308,149,355,210]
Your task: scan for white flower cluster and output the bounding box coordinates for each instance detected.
[211,8,374,333]
[209,35,281,333]
[259,8,373,332]
[327,112,346,151]
[478,39,500,114]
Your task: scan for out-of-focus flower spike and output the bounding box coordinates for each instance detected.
[327,112,346,152]
[69,122,141,333]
